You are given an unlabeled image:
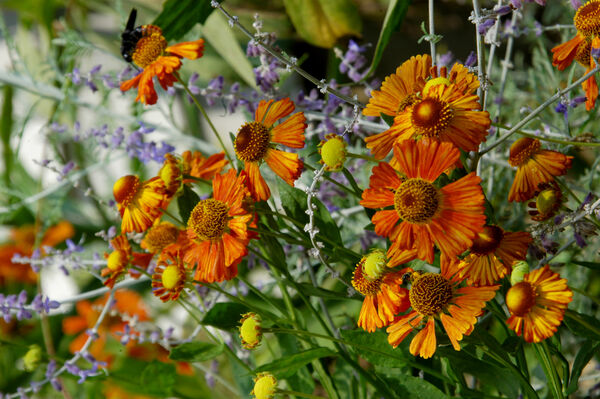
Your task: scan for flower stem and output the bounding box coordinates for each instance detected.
[175,74,233,163]
[534,341,564,399]
[276,390,328,399]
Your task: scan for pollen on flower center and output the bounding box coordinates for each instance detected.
[132,27,168,68]
[409,273,453,316]
[234,122,270,162]
[470,225,503,256]
[188,199,229,241]
[143,223,179,253]
[363,250,387,280]
[397,93,419,113]
[508,137,541,167]
[352,258,383,296]
[113,175,140,207]
[411,98,453,137]
[394,179,440,223]
[506,281,537,317]
[574,0,600,37]
[161,265,180,290]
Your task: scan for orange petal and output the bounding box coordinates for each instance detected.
[255,98,295,128]
[264,149,303,186]
[551,35,584,71]
[166,39,205,59]
[409,317,436,358]
[243,161,270,201]
[270,112,306,148]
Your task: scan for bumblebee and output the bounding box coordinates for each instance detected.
[402,270,421,286]
[120,9,162,63]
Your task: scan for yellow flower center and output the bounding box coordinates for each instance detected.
[188,199,229,241]
[132,26,167,68]
[506,281,537,317]
[411,98,453,137]
[240,313,262,349]
[253,373,277,399]
[409,273,453,316]
[143,223,179,253]
[508,137,540,167]
[235,122,270,162]
[423,77,452,93]
[320,135,347,171]
[351,258,383,296]
[113,175,140,207]
[394,179,440,223]
[107,250,128,271]
[470,225,503,256]
[161,265,180,290]
[362,250,387,280]
[575,37,592,67]
[574,0,600,37]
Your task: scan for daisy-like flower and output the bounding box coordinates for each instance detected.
[181,151,228,181]
[239,312,263,349]
[508,138,573,203]
[234,97,306,201]
[183,169,254,283]
[318,133,347,172]
[387,257,498,358]
[551,0,600,110]
[113,175,167,233]
[527,182,563,221]
[141,221,181,255]
[151,250,188,302]
[120,25,204,105]
[352,249,410,332]
[102,235,153,288]
[360,139,486,265]
[457,226,532,286]
[252,373,277,399]
[364,55,487,158]
[506,265,573,343]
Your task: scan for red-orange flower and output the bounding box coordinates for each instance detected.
[551,0,600,110]
[183,169,254,283]
[140,221,181,255]
[101,235,153,288]
[0,221,74,285]
[113,175,167,233]
[458,225,532,286]
[387,257,498,358]
[182,151,228,181]
[151,250,188,302]
[120,25,204,105]
[351,250,410,332]
[506,265,572,343]
[234,98,306,201]
[360,139,486,265]
[508,138,573,202]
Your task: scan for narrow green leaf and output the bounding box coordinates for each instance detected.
[202,302,250,330]
[169,341,225,362]
[564,309,600,340]
[341,167,362,197]
[571,260,600,271]
[382,375,448,399]
[254,347,337,378]
[294,282,360,301]
[365,0,410,77]
[202,11,257,88]
[1,86,13,186]
[380,112,395,127]
[340,329,410,368]
[566,341,600,395]
[177,185,200,223]
[139,361,176,397]
[283,0,361,48]
[153,0,217,41]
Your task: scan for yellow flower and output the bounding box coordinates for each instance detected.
[318,133,347,172]
[252,373,277,399]
[239,313,262,349]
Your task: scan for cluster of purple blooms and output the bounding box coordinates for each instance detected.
[335,40,370,83]
[0,291,59,323]
[67,65,130,92]
[12,238,87,276]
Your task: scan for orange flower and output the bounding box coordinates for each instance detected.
[234,98,306,201]
[527,182,563,221]
[0,221,74,285]
[182,151,228,181]
[508,138,573,203]
[351,250,410,332]
[506,265,572,343]
[101,235,153,288]
[113,175,167,233]
[140,221,181,254]
[551,0,600,110]
[364,55,487,158]
[457,225,532,286]
[387,257,498,358]
[62,290,149,363]
[151,250,188,302]
[120,25,204,105]
[360,139,486,265]
[183,169,254,282]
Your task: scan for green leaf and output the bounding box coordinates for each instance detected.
[153,0,217,41]
[276,334,315,394]
[1,86,13,185]
[339,329,410,368]
[382,375,448,399]
[177,185,200,223]
[202,302,250,330]
[254,347,337,378]
[294,282,360,301]
[380,112,395,127]
[571,260,600,271]
[169,341,225,362]
[139,361,176,397]
[341,167,363,197]
[564,309,600,340]
[202,11,257,88]
[566,341,600,395]
[283,0,362,48]
[365,0,410,77]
